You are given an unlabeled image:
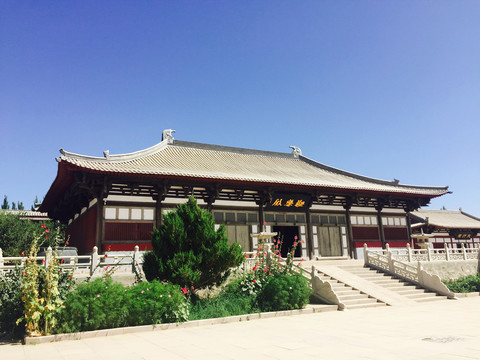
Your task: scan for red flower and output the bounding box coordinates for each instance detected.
[294,242,297,246]
[46,236,49,240]
[20,251,24,256]
[104,254,108,258]
[41,224,46,228]
[181,288,188,294]
[253,280,256,283]
[45,229,50,233]
[191,286,194,290]
[294,235,298,240]
[42,259,46,264]
[66,241,69,245]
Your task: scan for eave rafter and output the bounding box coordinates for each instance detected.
[49,171,436,223]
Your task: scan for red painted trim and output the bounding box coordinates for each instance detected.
[354,241,382,248]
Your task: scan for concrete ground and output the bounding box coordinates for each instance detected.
[1,296,479,360]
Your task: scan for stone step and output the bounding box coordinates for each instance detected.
[335,289,361,296]
[339,293,370,301]
[345,302,387,310]
[371,278,404,284]
[394,288,426,296]
[415,295,448,303]
[378,282,414,289]
[342,297,379,306]
[406,292,438,300]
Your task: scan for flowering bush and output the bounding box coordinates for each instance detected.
[124,281,189,326]
[19,224,70,337]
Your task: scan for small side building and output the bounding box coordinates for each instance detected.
[409,209,480,249]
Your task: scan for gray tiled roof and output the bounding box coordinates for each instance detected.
[57,139,449,197]
[411,210,480,229]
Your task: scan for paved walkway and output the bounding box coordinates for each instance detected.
[1,296,479,360]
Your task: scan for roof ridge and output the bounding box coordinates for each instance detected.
[172,140,294,159]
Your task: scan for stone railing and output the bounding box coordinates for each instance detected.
[384,243,480,262]
[0,246,143,276]
[363,244,456,299]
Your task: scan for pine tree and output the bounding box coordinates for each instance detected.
[18,202,24,210]
[11,202,16,210]
[143,197,244,290]
[2,196,9,210]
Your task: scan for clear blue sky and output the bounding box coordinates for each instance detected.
[1,1,479,215]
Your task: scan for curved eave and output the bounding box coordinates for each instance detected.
[53,162,450,199]
[58,138,170,162]
[299,154,450,194]
[39,162,75,213]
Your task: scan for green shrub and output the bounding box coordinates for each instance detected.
[56,278,190,333]
[444,274,480,293]
[0,267,24,338]
[124,281,189,326]
[257,273,312,312]
[57,278,127,333]
[143,197,244,290]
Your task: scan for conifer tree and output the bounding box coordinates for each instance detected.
[143,197,244,290]
[2,196,9,210]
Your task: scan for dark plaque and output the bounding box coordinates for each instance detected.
[266,193,311,212]
[448,229,477,240]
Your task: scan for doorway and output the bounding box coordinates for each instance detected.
[273,225,301,258]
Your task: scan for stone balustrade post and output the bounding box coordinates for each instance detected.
[386,244,394,272]
[132,245,140,273]
[91,246,100,275]
[45,246,53,268]
[427,246,432,262]
[406,243,412,262]
[363,243,368,265]
[417,261,423,284]
[461,243,467,260]
[444,243,450,261]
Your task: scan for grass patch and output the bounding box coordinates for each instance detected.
[189,293,259,321]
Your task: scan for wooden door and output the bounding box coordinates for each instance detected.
[318,226,342,256]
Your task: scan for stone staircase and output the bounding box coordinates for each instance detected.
[315,270,387,310]
[339,265,449,303]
